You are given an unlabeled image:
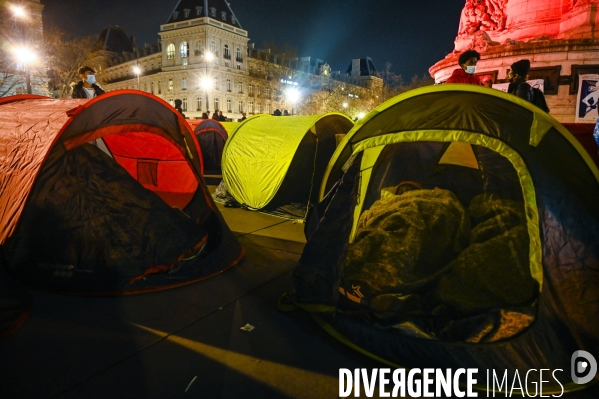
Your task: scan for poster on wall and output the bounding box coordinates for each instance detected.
[492,79,545,93]
[576,74,599,123]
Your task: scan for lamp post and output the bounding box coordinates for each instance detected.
[202,51,214,114]
[133,66,141,90]
[11,5,33,94]
[286,87,300,115]
[13,46,36,94]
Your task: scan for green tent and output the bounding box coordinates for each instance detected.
[285,84,599,393]
[221,113,353,219]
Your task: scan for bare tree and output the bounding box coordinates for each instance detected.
[44,26,101,98]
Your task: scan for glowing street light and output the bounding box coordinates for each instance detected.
[357,112,366,119]
[133,66,141,90]
[11,5,26,19]
[342,102,348,109]
[286,87,300,115]
[202,51,214,113]
[12,46,36,94]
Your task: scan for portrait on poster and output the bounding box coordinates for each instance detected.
[576,74,599,123]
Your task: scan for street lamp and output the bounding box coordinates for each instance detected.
[286,87,300,115]
[12,46,36,94]
[133,66,141,90]
[11,5,33,94]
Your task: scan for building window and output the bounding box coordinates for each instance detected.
[210,7,216,17]
[194,40,202,56]
[257,103,261,114]
[231,16,236,25]
[214,98,219,111]
[151,82,154,94]
[249,101,254,114]
[182,77,187,90]
[237,64,241,70]
[210,40,217,54]
[221,11,226,21]
[168,79,173,92]
[213,76,219,90]
[249,84,253,96]
[227,99,232,112]
[267,87,271,99]
[257,85,261,97]
[238,100,243,113]
[195,6,202,16]
[182,98,187,112]
[144,83,148,92]
[183,59,188,67]
[266,104,270,114]
[223,45,230,60]
[236,48,242,62]
[167,44,175,60]
[227,79,231,91]
[180,42,188,58]
[196,97,202,111]
[238,82,243,93]
[158,81,162,94]
[184,8,190,18]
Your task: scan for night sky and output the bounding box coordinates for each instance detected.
[42,0,466,78]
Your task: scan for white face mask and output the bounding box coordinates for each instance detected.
[86,75,96,85]
[465,66,477,74]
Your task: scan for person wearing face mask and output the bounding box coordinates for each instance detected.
[446,50,483,85]
[71,66,105,98]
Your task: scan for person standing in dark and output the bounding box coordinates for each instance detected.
[240,112,247,121]
[201,112,209,119]
[283,110,290,116]
[273,109,282,116]
[218,111,227,121]
[71,66,105,98]
[212,111,219,120]
[174,99,186,118]
[446,50,482,85]
[507,59,532,102]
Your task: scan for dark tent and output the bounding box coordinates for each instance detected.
[0,91,244,295]
[192,118,229,176]
[282,85,599,393]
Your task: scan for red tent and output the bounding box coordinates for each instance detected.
[0,91,244,294]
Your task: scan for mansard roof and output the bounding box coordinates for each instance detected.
[346,57,377,76]
[98,26,134,53]
[167,0,242,28]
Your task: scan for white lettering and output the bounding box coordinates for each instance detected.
[552,369,564,397]
[525,369,538,397]
[362,368,377,397]
[454,369,465,397]
[392,369,405,397]
[492,370,508,397]
[339,369,352,397]
[408,368,422,397]
[539,369,550,397]
[354,369,360,397]
[510,370,525,397]
[379,369,390,397]
[422,369,434,397]
[437,369,452,397]
[467,369,478,397]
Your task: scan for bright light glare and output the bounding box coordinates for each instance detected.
[133,66,141,75]
[357,112,365,119]
[13,46,36,64]
[11,6,26,18]
[286,88,300,103]
[204,52,214,61]
[200,76,212,90]
[342,102,348,108]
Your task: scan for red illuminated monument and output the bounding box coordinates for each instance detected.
[430,0,599,122]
